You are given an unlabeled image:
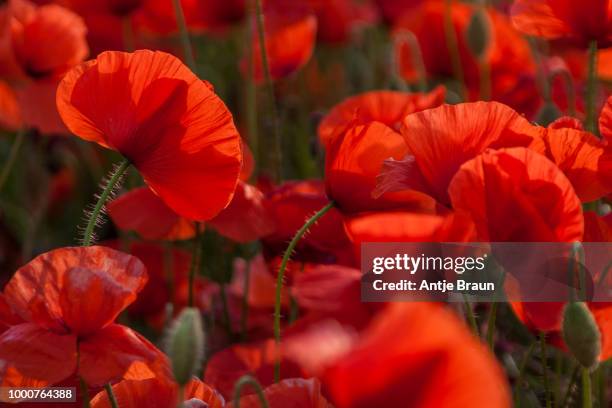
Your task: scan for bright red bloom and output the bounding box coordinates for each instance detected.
[284,303,511,408]
[0,80,21,130]
[599,94,612,142]
[243,1,317,82]
[0,246,169,387]
[306,0,379,44]
[511,0,612,47]
[0,0,88,80]
[448,147,584,242]
[320,87,445,214]
[108,187,196,241]
[376,102,542,207]
[228,378,332,408]
[394,1,537,114]
[91,376,225,408]
[56,50,243,221]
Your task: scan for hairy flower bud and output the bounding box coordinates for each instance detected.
[562,302,601,369]
[165,307,205,385]
[465,8,491,60]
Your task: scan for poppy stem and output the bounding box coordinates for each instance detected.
[462,295,478,336]
[585,40,599,135]
[443,0,467,101]
[539,331,552,408]
[273,201,335,382]
[81,159,130,247]
[582,367,593,408]
[232,374,270,408]
[254,0,282,181]
[187,223,203,307]
[486,302,497,350]
[172,0,196,72]
[104,383,119,408]
[0,128,25,193]
[79,377,90,408]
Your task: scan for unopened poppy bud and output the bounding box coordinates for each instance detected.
[165,308,205,386]
[562,302,601,369]
[465,8,491,60]
[535,102,562,126]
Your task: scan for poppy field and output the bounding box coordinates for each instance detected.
[2,0,612,407]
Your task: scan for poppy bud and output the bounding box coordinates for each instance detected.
[562,302,601,369]
[465,8,491,60]
[165,307,205,386]
[535,102,562,126]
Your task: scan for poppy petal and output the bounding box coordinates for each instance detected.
[448,147,584,242]
[56,50,243,220]
[0,80,21,130]
[0,323,77,385]
[108,186,196,240]
[229,378,332,408]
[510,0,573,40]
[599,95,612,142]
[3,246,147,335]
[79,324,170,387]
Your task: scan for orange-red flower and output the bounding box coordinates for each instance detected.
[284,303,511,408]
[91,376,225,408]
[320,87,445,214]
[56,50,243,221]
[0,246,169,387]
[511,0,612,47]
[394,1,538,115]
[228,378,332,408]
[243,1,316,82]
[306,0,379,44]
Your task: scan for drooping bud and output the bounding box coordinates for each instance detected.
[465,8,491,60]
[535,102,562,126]
[562,302,601,369]
[165,307,205,386]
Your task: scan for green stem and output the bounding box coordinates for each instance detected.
[486,302,497,350]
[443,0,467,100]
[172,0,196,71]
[232,375,270,408]
[0,129,25,193]
[582,367,593,408]
[273,201,335,382]
[254,0,282,181]
[462,295,479,337]
[514,342,536,406]
[560,365,580,408]
[479,58,491,101]
[104,383,119,408]
[81,159,130,246]
[79,377,90,408]
[539,332,552,408]
[122,16,134,52]
[585,40,598,135]
[187,223,202,307]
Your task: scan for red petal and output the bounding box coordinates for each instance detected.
[79,324,170,387]
[56,50,243,220]
[0,80,21,131]
[108,187,196,240]
[0,323,77,385]
[229,378,332,408]
[448,147,584,242]
[209,182,275,243]
[599,95,612,142]
[4,246,147,335]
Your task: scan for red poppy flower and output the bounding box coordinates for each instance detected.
[318,86,445,147]
[375,102,542,206]
[108,187,196,241]
[91,376,225,408]
[284,303,511,408]
[0,246,169,387]
[599,94,612,142]
[0,0,88,80]
[0,80,21,131]
[511,0,612,48]
[448,147,584,242]
[228,378,332,408]
[56,50,243,221]
[306,0,379,44]
[394,1,537,114]
[375,0,423,24]
[243,1,317,82]
[204,339,303,400]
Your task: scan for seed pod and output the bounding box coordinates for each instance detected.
[465,8,491,60]
[165,307,205,385]
[562,302,601,369]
